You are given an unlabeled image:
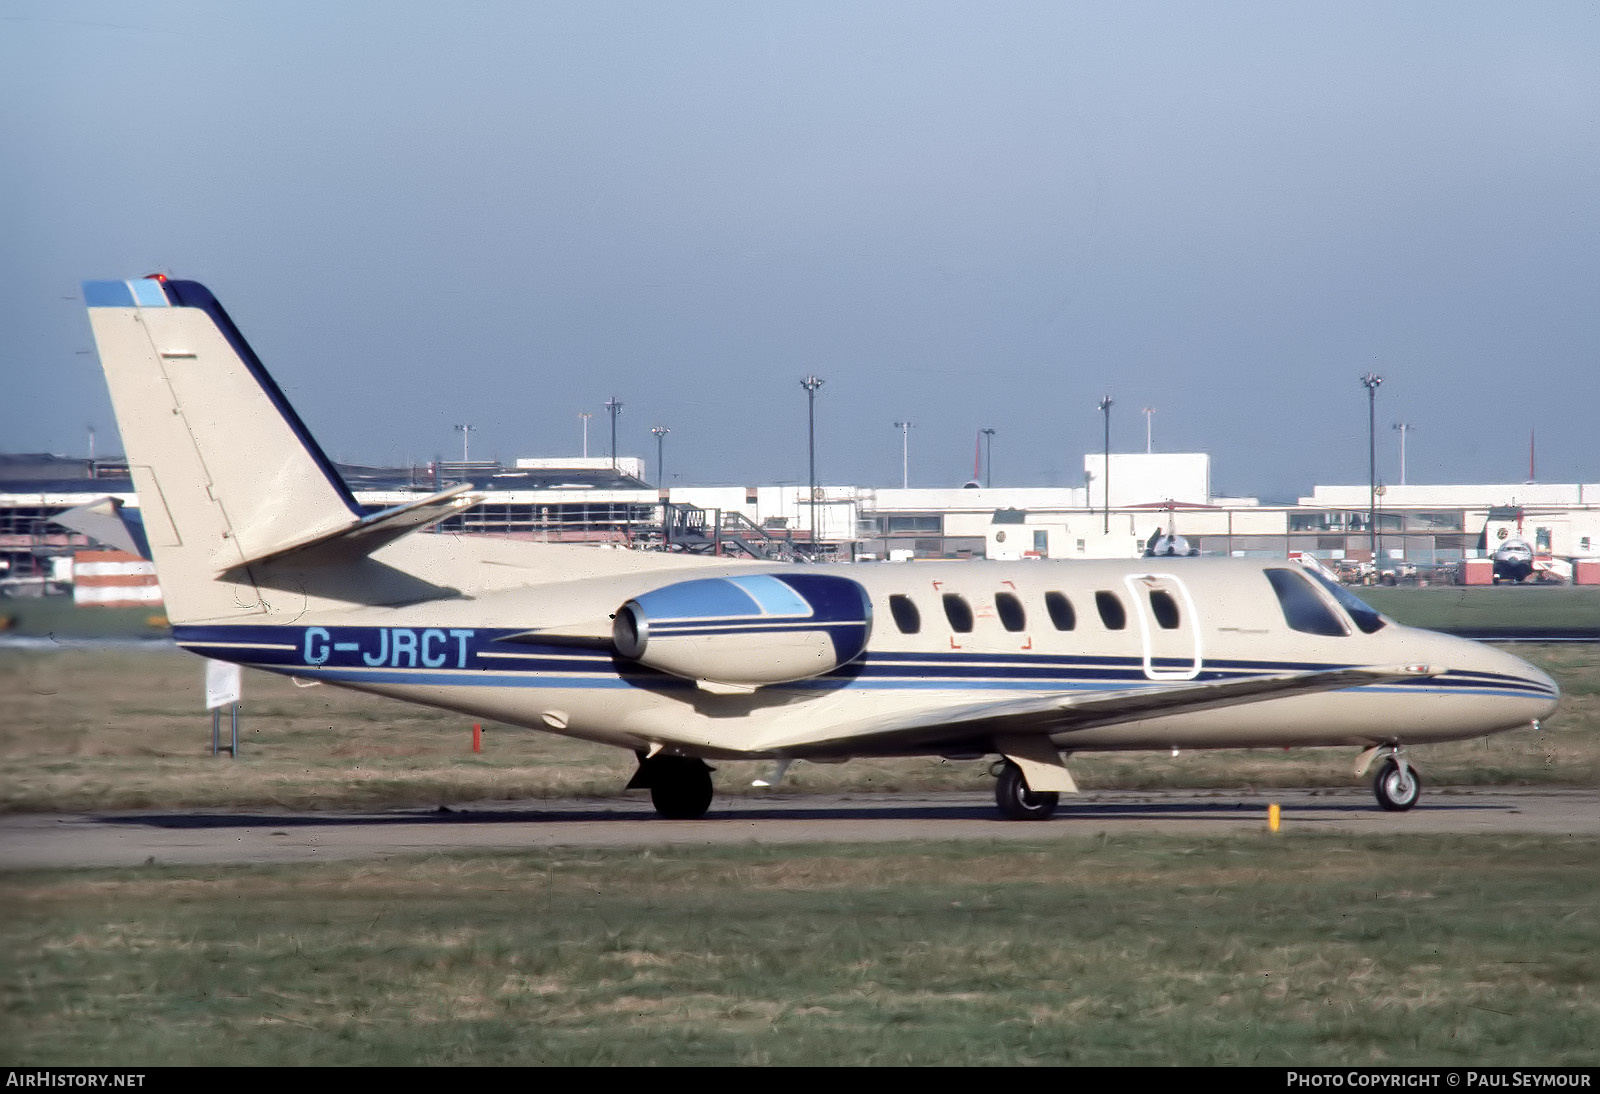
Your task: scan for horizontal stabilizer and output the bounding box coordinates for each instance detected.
[226,484,479,571]
[51,496,151,559]
[769,663,1445,757]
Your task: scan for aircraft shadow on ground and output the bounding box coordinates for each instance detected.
[100,797,1503,830]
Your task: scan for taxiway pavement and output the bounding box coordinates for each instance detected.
[2,787,1597,870]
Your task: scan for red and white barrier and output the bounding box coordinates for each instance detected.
[72,550,162,606]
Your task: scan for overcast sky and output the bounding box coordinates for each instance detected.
[4,2,1596,500]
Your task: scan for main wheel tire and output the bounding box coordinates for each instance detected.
[1373,758,1422,812]
[995,761,1059,821]
[648,757,714,819]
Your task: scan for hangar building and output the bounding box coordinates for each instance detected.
[2,450,1596,599]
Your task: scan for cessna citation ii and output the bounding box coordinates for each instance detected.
[80,277,1560,820]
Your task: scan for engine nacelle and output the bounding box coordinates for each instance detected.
[612,572,872,688]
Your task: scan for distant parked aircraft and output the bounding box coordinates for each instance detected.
[1489,510,1572,584]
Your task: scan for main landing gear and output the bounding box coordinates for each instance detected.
[628,752,715,819]
[994,760,1059,821]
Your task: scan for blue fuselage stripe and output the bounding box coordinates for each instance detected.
[171,623,1555,701]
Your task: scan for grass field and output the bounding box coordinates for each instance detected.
[0,597,167,638]
[3,835,1596,1066]
[1,643,1595,814]
[1351,585,1600,636]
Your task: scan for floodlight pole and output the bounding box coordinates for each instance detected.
[981,428,995,488]
[1099,396,1113,533]
[894,421,912,489]
[604,397,623,471]
[1362,373,1383,565]
[1142,407,1154,453]
[580,412,592,458]
[801,375,825,541]
[652,426,670,489]
[454,423,475,464]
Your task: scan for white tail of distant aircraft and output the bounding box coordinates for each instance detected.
[82,276,1560,819]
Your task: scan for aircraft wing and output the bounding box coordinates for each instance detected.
[773,662,1443,758]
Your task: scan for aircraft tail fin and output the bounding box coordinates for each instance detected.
[83,277,465,623]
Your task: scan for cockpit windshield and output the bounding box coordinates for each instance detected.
[1265,569,1347,636]
[1304,569,1388,634]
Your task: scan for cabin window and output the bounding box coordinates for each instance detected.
[888,594,921,634]
[1095,591,1126,630]
[1149,590,1181,630]
[1264,568,1348,636]
[1044,591,1076,630]
[995,592,1026,632]
[942,593,975,633]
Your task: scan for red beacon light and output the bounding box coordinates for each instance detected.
[143,273,168,282]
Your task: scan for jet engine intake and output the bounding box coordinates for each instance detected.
[613,573,872,687]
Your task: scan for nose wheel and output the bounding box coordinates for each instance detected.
[1373,756,1422,812]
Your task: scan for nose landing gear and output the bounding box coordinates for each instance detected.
[1373,755,1422,811]
[1356,745,1424,812]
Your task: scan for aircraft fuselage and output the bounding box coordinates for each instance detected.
[174,555,1558,762]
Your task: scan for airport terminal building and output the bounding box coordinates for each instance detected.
[2,450,1597,597]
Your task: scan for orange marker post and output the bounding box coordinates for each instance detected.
[473,723,482,753]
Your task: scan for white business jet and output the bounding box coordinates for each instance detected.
[80,277,1559,820]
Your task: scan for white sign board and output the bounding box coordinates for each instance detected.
[205,659,242,710]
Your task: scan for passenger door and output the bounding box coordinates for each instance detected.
[1123,573,1202,681]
